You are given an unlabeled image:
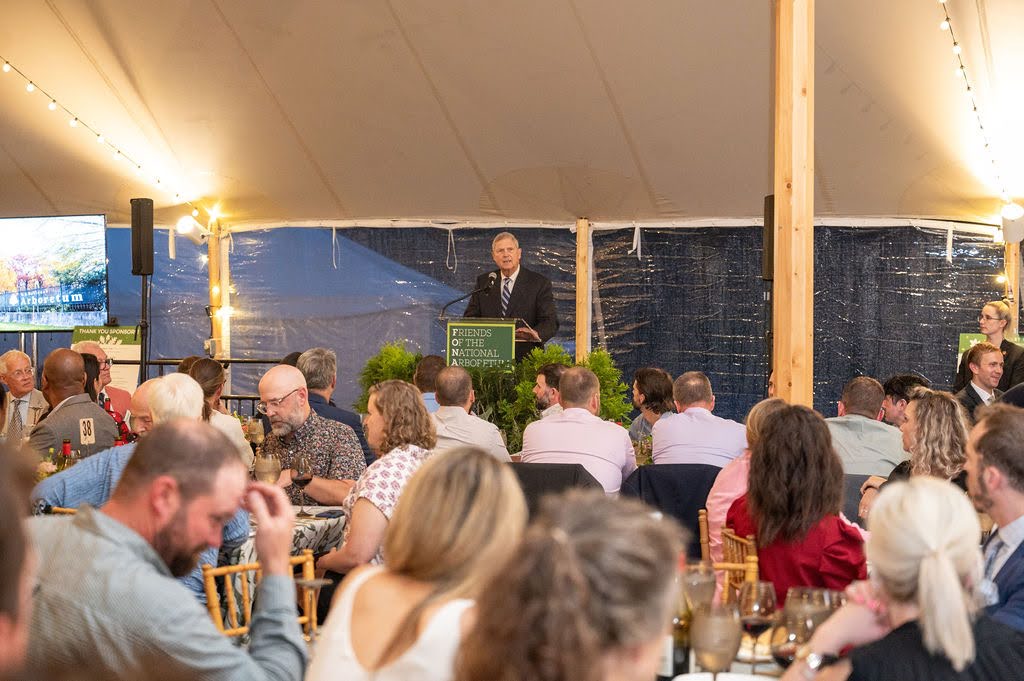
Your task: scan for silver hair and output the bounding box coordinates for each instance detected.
[0,350,30,374]
[491,231,519,250]
[297,348,337,391]
[148,374,205,423]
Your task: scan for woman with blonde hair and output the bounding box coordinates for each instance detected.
[187,358,252,467]
[318,379,436,574]
[307,447,526,681]
[953,299,1024,392]
[705,397,787,563]
[859,389,968,518]
[455,490,683,681]
[783,477,1024,680]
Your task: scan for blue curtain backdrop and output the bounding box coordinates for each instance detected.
[0,224,1006,418]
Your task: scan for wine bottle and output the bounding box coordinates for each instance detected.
[656,554,691,680]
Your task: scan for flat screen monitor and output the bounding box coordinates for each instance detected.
[0,214,108,331]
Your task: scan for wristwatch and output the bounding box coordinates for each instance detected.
[795,644,839,678]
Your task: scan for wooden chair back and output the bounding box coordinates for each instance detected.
[716,528,758,602]
[202,549,318,637]
[697,509,710,562]
[50,506,78,515]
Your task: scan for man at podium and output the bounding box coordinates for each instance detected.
[464,232,559,361]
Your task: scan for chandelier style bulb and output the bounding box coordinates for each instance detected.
[25,81,34,92]
[96,134,104,144]
[2,62,10,73]
[952,42,962,55]
[47,100,56,111]
[940,19,950,30]
[68,117,78,127]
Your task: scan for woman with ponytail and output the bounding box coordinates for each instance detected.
[454,490,683,681]
[307,447,526,681]
[188,358,252,467]
[783,476,1024,681]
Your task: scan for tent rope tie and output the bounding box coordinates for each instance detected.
[446,228,458,272]
[627,222,642,260]
[332,227,339,270]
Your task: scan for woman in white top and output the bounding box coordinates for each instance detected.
[188,358,253,468]
[307,446,527,681]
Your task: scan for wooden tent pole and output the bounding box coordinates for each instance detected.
[772,0,815,406]
[207,219,225,359]
[1006,241,1020,338]
[575,217,592,362]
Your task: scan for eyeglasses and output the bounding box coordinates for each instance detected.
[979,314,1003,322]
[6,367,34,378]
[256,388,300,415]
[98,358,114,368]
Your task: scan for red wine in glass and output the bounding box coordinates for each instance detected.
[741,616,774,638]
[292,475,312,489]
[772,642,798,669]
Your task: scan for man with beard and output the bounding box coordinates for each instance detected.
[25,420,306,681]
[965,404,1024,632]
[29,373,249,603]
[533,363,566,419]
[258,365,365,505]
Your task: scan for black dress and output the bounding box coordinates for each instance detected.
[882,460,967,491]
[849,617,1024,681]
[953,338,1024,393]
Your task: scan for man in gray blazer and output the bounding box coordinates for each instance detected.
[28,349,117,457]
[0,350,48,441]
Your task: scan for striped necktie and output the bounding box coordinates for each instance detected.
[501,278,512,316]
[8,398,24,441]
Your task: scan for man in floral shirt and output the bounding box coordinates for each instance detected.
[259,365,365,505]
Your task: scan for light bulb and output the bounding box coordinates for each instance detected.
[69,117,78,128]
[47,100,56,111]
[2,62,10,73]
[956,65,966,78]
[191,208,199,217]
[952,42,961,55]
[112,150,120,160]
[1002,202,1024,221]
[135,165,143,175]
[25,81,34,92]
[96,134,104,144]
[940,19,950,30]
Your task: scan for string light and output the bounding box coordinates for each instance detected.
[935,6,1022,219]
[0,51,201,213]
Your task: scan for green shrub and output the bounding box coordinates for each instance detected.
[354,341,421,413]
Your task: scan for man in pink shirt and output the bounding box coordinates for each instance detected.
[520,367,637,494]
[651,371,747,467]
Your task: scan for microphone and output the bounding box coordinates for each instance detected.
[487,271,497,289]
[438,273,498,321]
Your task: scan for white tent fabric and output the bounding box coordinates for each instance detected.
[0,0,1021,227]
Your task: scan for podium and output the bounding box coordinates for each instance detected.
[445,318,516,368]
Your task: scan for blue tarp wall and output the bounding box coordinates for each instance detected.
[0,224,1006,421]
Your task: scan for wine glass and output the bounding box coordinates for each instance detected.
[680,561,717,612]
[690,602,742,680]
[246,417,266,447]
[292,451,314,518]
[769,593,831,670]
[253,449,282,485]
[738,581,777,674]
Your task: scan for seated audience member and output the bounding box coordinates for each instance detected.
[70,340,129,417]
[652,371,746,467]
[413,355,446,414]
[454,491,683,681]
[956,342,1004,420]
[259,365,365,505]
[826,376,907,477]
[318,380,436,573]
[28,349,118,456]
[31,373,248,603]
[0,350,47,442]
[628,367,675,442]
[431,366,510,462]
[705,397,787,563]
[81,352,103,403]
[533,363,567,419]
[964,404,1024,632]
[127,378,160,438]
[859,389,969,518]
[281,350,303,367]
[189,358,253,467]
[297,347,374,466]
[953,299,1024,393]
[880,373,931,427]
[782,478,1024,681]
[26,421,306,681]
[307,447,526,681]
[520,367,636,495]
[176,355,203,374]
[0,442,35,681]
[728,404,866,604]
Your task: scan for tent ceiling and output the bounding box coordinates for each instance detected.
[0,0,1020,227]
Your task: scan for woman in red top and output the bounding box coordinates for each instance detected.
[727,404,866,604]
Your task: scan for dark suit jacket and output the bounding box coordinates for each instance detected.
[954,339,1024,393]
[463,266,558,361]
[987,541,1024,633]
[28,393,118,457]
[308,392,375,466]
[956,384,1002,421]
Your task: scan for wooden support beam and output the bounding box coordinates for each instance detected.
[575,217,592,362]
[772,0,815,406]
[207,219,225,359]
[1006,241,1020,339]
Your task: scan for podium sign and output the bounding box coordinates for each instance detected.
[446,318,515,368]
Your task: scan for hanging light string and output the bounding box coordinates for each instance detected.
[937,2,1023,219]
[0,53,200,215]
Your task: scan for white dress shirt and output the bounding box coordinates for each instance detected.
[432,406,511,462]
[987,513,1024,579]
[520,407,637,494]
[972,382,996,405]
[651,407,747,468]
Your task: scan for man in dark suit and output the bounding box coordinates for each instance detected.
[464,232,559,361]
[967,404,1024,633]
[956,342,1004,420]
[296,347,374,466]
